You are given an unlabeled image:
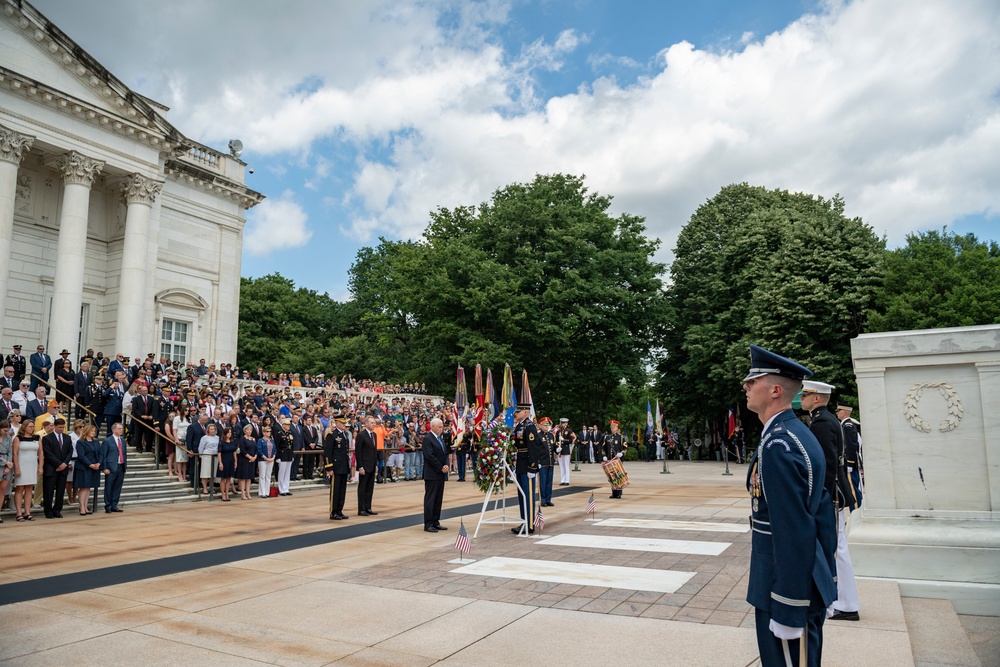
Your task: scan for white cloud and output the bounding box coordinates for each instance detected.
[243,191,312,255]
[36,0,1000,262]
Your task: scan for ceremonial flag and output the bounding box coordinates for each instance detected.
[485,369,498,420]
[534,508,544,532]
[585,493,596,514]
[646,399,654,438]
[453,366,468,443]
[727,407,737,439]
[655,400,663,437]
[502,364,516,427]
[521,370,535,420]
[454,520,471,555]
[473,364,485,437]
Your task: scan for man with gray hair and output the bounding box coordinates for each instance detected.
[422,417,449,532]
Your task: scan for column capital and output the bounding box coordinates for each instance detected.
[121,173,164,206]
[0,126,35,165]
[51,151,104,187]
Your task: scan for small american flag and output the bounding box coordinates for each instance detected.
[534,508,544,531]
[585,493,596,514]
[454,521,471,554]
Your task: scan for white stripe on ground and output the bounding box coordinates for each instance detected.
[594,518,749,533]
[451,556,696,593]
[536,533,730,555]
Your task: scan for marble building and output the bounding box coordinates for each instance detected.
[0,0,262,366]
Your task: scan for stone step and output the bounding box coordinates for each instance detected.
[901,597,982,666]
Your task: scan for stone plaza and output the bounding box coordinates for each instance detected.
[1,461,995,666]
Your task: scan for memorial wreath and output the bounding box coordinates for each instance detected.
[474,422,515,494]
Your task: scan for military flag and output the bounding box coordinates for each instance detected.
[485,369,498,420]
[473,364,485,437]
[452,365,468,443]
[646,398,654,438]
[521,370,535,420]
[655,400,663,436]
[502,363,516,427]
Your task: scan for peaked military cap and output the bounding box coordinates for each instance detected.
[742,344,813,382]
[516,402,532,411]
[801,380,835,394]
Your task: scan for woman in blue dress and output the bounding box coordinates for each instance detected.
[217,426,238,501]
[73,424,101,515]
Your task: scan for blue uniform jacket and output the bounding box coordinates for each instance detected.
[746,409,837,627]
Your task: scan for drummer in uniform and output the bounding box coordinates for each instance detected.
[512,403,545,534]
[603,420,628,499]
[324,416,351,520]
[743,345,837,667]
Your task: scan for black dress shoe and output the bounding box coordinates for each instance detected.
[105,509,112,514]
[336,514,349,520]
[367,510,378,515]
[830,610,860,621]
[112,507,123,512]
[331,515,343,520]
[424,526,438,532]
[53,513,63,518]
[434,524,448,530]
[358,511,369,516]
[44,514,54,519]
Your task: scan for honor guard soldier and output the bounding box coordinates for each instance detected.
[537,417,556,507]
[801,381,861,622]
[274,418,295,496]
[324,417,351,519]
[512,403,544,534]
[603,420,628,499]
[5,345,26,385]
[743,345,836,667]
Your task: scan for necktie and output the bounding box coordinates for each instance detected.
[117,437,124,464]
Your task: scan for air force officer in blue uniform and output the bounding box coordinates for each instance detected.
[743,345,837,667]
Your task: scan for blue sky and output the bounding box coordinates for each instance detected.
[34,0,1000,299]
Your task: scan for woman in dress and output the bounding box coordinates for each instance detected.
[172,404,192,482]
[236,424,258,500]
[197,423,219,495]
[54,358,75,412]
[73,424,101,515]
[12,419,41,521]
[162,408,178,480]
[217,426,237,501]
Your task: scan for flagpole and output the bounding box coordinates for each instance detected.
[722,414,732,476]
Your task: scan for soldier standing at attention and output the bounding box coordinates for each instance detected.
[537,417,556,506]
[743,345,836,667]
[602,420,628,499]
[556,417,575,485]
[512,403,544,534]
[801,381,861,622]
[324,416,351,520]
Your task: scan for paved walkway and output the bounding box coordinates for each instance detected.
[0,460,992,666]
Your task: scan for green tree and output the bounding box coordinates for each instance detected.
[348,173,668,419]
[657,184,884,426]
[867,228,1000,332]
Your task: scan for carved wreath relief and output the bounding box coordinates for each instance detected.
[904,382,963,433]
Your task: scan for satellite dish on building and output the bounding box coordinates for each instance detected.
[228,139,243,158]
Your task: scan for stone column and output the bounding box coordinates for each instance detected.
[114,174,163,356]
[0,125,35,321]
[48,151,104,359]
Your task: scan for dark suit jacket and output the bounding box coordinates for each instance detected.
[30,352,51,379]
[0,399,14,420]
[185,421,207,456]
[41,432,73,477]
[102,385,125,416]
[355,429,377,472]
[99,434,128,472]
[74,370,92,397]
[25,398,46,420]
[422,432,448,480]
[0,376,15,390]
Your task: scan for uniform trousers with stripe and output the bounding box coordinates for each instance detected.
[830,508,860,613]
[515,472,537,532]
[329,473,347,517]
[754,608,824,667]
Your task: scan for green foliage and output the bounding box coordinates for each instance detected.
[867,228,1000,332]
[657,184,885,426]
[347,174,668,418]
[624,447,640,461]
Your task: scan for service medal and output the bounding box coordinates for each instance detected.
[752,497,758,512]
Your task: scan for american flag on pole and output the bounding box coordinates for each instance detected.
[534,508,544,532]
[454,520,471,555]
[585,493,596,514]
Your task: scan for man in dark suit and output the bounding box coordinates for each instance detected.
[73,361,93,421]
[421,417,450,532]
[24,385,48,420]
[129,383,155,453]
[42,417,73,518]
[355,416,379,516]
[743,345,836,667]
[289,412,305,481]
[29,344,51,392]
[0,364,16,390]
[0,386,14,420]
[100,422,128,513]
[107,353,126,379]
[185,412,209,489]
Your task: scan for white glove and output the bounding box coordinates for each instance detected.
[769,620,803,640]
[556,447,562,454]
[616,451,624,459]
[527,472,536,479]
[602,456,608,462]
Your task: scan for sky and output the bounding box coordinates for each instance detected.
[32,0,1000,300]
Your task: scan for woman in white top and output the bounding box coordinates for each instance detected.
[197,423,219,495]
[172,405,193,482]
[12,419,42,521]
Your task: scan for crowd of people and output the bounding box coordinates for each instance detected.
[1,342,447,519]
